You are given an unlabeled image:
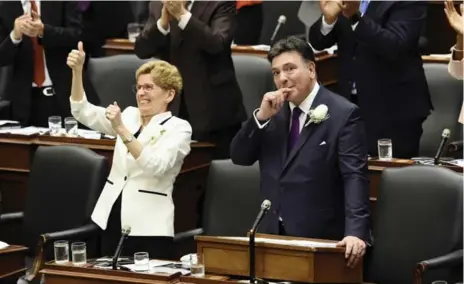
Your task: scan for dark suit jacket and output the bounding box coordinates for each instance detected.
[0,1,99,126]
[309,1,432,126]
[230,86,371,241]
[134,1,246,134]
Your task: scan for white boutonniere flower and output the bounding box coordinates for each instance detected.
[305,104,330,127]
[149,128,166,144]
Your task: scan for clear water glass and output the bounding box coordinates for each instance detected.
[64,117,78,137]
[53,240,69,264]
[190,253,205,277]
[127,23,142,42]
[431,281,448,284]
[377,138,392,161]
[134,252,149,271]
[71,242,86,266]
[48,116,62,136]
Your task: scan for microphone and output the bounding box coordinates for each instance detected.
[112,225,131,270]
[249,200,271,283]
[270,15,286,44]
[434,128,451,165]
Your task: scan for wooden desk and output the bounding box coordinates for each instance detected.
[40,261,178,284]
[0,134,213,246]
[0,245,27,279]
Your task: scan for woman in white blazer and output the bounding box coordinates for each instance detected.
[66,42,192,259]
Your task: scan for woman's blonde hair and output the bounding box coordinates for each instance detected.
[135,60,183,95]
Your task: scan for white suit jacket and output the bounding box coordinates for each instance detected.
[70,95,192,236]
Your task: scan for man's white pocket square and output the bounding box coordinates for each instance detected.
[319,141,326,146]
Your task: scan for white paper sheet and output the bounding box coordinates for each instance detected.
[0,241,9,250]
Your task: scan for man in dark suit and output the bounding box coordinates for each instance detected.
[0,1,99,127]
[134,0,246,159]
[309,1,432,158]
[230,36,370,268]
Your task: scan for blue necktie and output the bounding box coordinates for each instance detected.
[359,0,369,15]
[288,107,302,152]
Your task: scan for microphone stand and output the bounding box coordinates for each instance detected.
[249,229,256,283]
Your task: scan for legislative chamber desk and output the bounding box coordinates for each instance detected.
[0,133,214,243]
[0,245,27,280]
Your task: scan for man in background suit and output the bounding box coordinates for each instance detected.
[0,1,99,127]
[134,0,246,159]
[230,36,370,268]
[309,1,432,158]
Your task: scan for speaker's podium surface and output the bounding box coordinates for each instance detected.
[194,233,363,283]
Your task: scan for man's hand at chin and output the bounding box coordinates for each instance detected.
[336,236,366,268]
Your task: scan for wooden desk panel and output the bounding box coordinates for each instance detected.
[0,245,27,279]
[41,261,176,284]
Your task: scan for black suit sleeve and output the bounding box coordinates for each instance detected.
[134,1,170,59]
[182,1,236,55]
[41,2,82,49]
[354,1,427,60]
[337,106,370,241]
[0,16,20,66]
[308,16,341,51]
[230,115,266,166]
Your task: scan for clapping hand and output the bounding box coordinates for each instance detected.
[67,41,86,73]
[319,0,344,24]
[164,0,188,21]
[445,0,463,35]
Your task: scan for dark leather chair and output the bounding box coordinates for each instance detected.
[421,62,463,157]
[0,146,109,282]
[0,66,12,120]
[87,54,151,110]
[232,54,275,118]
[175,159,261,242]
[365,165,463,284]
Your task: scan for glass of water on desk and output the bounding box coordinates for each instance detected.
[127,23,142,42]
[71,242,87,266]
[134,252,149,271]
[53,240,69,264]
[48,116,62,136]
[64,117,78,137]
[190,253,205,277]
[377,138,393,161]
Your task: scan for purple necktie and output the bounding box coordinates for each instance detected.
[288,107,302,152]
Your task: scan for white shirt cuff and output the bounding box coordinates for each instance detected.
[10,31,22,44]
[253,109,271,129]
[157,19,170,35]
[178,12,192,30]
[320,16,336,36]
[69,93,88,110]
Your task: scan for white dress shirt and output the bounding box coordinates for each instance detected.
[157,0,194,35]
[253,82,321,133]
[10,0,53,87]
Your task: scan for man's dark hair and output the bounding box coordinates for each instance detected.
[267,35,315,63]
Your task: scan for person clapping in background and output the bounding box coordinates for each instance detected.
[444,0,464,80]
[66,41,192,259]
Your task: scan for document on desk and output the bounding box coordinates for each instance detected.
[217,236,336,248]
[0,241,9,250]
[0,126,47,135]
